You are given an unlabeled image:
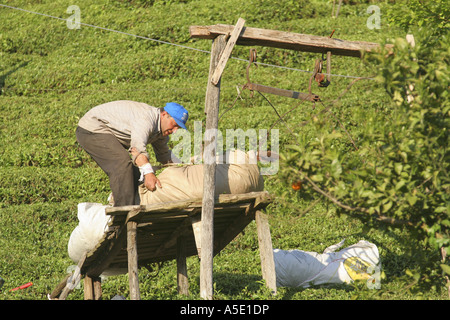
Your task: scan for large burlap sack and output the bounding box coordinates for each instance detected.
[139,150,264,205]
[273,240,381,288]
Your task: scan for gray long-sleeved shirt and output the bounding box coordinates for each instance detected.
[78,100,172,164]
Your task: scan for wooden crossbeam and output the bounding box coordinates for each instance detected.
[190,24,392,57]
[213,207,255,255]
[84,226,128,277]
[153,211,199,257]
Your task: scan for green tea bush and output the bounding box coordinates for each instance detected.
[1,0,448,300]
[280,1,449,291]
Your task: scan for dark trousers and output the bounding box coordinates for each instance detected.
[76,126,140,206]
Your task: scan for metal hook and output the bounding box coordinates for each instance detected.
[314,53,331,88]
[246,49,257,82]
[246,48,258,97]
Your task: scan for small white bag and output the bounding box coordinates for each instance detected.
[273,240,381,288]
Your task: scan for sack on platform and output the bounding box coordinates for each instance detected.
[139,150,264,205]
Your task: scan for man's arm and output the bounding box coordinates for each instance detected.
[130,148,162,192]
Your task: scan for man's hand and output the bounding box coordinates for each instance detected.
[144,172,162,192]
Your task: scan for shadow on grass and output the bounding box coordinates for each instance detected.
[213,272,363,300]
[212,273,263,297]
[0,62,29,94]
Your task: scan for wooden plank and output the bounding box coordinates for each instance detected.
[105,192,270,217]
[153,215,197,256]
[59,253,85,300]
[177,236,189,295]
[218,191,270,204]
[106,200,202,217]
[84,226,127,277]
[82,194,269,279]
[211,18,245,85]
[190,24,392,58]
[201,34,227,300]
[49,274,71,300]
[57,192,275,300]
[213,209,256,256]
[255,211,277,294]
[127,220,140,300]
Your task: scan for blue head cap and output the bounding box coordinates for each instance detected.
[164,102,189,129]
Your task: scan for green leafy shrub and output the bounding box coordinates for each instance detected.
[280,5,449,290]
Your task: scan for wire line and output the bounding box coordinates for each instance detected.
[0,3,374,80]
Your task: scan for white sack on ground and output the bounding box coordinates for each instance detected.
[139,150,264,205]
[68,202,111,264]
[273,240,381,288]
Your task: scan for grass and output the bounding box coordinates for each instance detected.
[0,0,448,301]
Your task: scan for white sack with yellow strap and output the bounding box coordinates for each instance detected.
[273,240,381,288]
[139,150,264,205]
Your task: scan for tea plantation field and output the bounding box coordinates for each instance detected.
[0,0,448,301]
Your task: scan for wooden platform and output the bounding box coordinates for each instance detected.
[51,191,275,300]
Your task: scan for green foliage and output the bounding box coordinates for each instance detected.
[384,0,449,35]
[279,6,450,289]
[369,28,450,278]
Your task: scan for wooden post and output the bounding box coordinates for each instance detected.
[191,215,202,257]
[127,220,140,300]
[255,211,277,294]
[177,236,189,295]
[326,51,331,84]
[84,276,94,300]
[93,277,102,300]
[84,275,102,300]
[334,0,343,18]
[200,34,226,300]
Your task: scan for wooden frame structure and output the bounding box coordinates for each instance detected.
[51,191,274,300]
[52,19,391,301]
[190,18,391,299]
